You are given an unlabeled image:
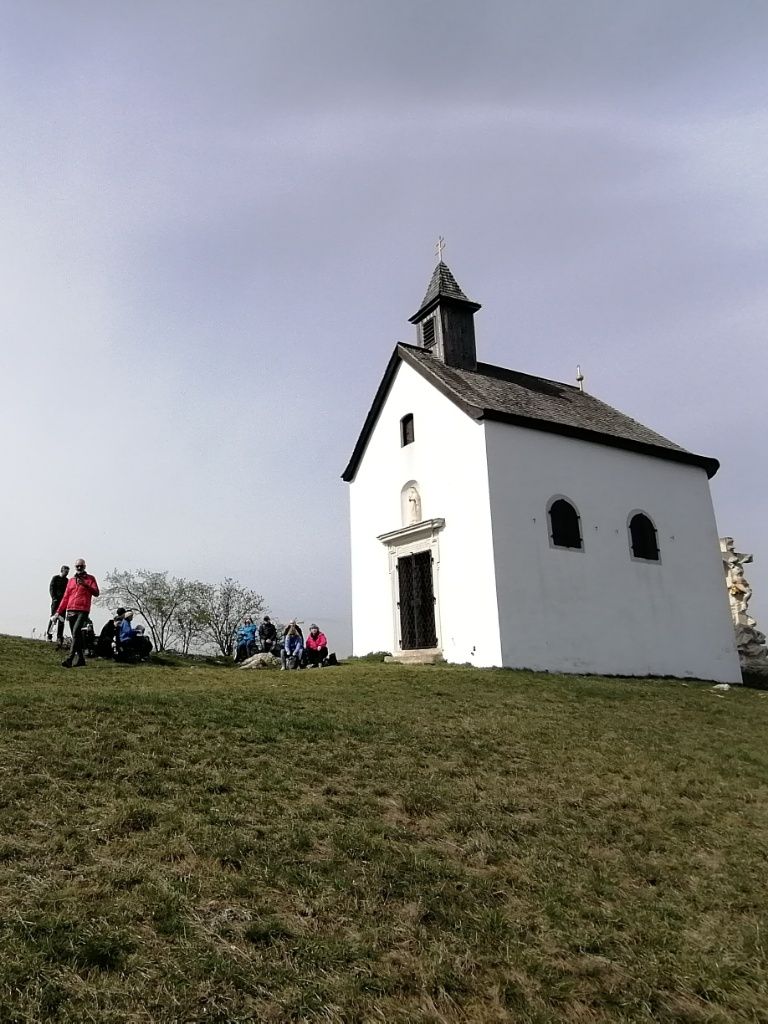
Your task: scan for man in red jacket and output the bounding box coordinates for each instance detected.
[57,558,100,668]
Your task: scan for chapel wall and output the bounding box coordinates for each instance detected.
[348,361,501,664]
[484,421,741,682]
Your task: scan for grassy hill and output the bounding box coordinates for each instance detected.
[0,635,766,1023]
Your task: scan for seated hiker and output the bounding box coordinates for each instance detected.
[235,617,259,662]
[258,615,278,652]
[79,618,98,658]
[281,621,304,670]
[115,611,152,661]
[305,624,328,668]
[96,608,125,658]
[132,624,153,659]
[282,619,303,641]
[115,610,136,659]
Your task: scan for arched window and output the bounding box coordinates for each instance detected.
[629,512,660,561]
[400,413,414,447]
[548,497,583,550]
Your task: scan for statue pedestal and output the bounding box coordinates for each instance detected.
[734,623,768,681]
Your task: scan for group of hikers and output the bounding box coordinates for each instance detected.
[48,562,333,671]
[235,617,333,670]
[47,562,151,668]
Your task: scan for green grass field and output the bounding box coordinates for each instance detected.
[0,635,766,1023]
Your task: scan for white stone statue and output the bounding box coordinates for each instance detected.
[720,537,755,626]
[720,536,768,678]
[728,566,753,624]
[406,485,422,525]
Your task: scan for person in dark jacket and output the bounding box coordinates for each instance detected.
[258,615,278,652]
[80,618,97,658]
[47,565,69,645]
[96,608,126,658]
[56,558,99,668]
[132,626,152,660]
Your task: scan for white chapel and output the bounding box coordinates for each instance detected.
[343,260,741,683]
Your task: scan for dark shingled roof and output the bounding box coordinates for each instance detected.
[419,261,472,307]
[409,261,481,323]
[341,343,719,481]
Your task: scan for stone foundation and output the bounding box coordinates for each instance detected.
[385,648,444,665]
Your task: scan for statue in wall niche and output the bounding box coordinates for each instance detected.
[406,485,422,525]
[720,536,768,679]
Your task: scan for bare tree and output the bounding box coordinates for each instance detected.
[199,578,265,657]
[100,570,190,652]
[173,581,211,655]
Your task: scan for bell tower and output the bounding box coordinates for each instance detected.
[408,254,481,371]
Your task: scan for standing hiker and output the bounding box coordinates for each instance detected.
[56,558,100,668]
[47,565,69,646]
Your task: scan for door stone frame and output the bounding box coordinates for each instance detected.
[377,518,445,658]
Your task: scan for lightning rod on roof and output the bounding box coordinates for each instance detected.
[576,365,585,392]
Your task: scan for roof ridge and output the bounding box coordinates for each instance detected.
[404,349,582,397]
[475,360,578,392]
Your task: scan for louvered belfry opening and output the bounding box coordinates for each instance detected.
[421,317,436,350]
[397,551,437,650]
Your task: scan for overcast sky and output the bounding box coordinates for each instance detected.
[2,0,767,655]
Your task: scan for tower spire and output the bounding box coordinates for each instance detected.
[409,257,481,371]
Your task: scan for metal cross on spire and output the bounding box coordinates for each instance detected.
[435,235,446,263]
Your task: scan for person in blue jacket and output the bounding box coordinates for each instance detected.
[235,617,258,662]
[281,621,304,670]
[118,610,136,648]
[115,611,152,661]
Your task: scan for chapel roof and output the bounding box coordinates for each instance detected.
[341,343,719,481]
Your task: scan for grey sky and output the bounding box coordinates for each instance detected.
[2,1,766,651]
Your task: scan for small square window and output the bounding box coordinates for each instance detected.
[400,414,414,446]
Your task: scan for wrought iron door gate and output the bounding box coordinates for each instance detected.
[397,551,437,650]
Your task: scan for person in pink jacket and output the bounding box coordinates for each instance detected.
[57,557,100,668]
[305,624,328,668]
